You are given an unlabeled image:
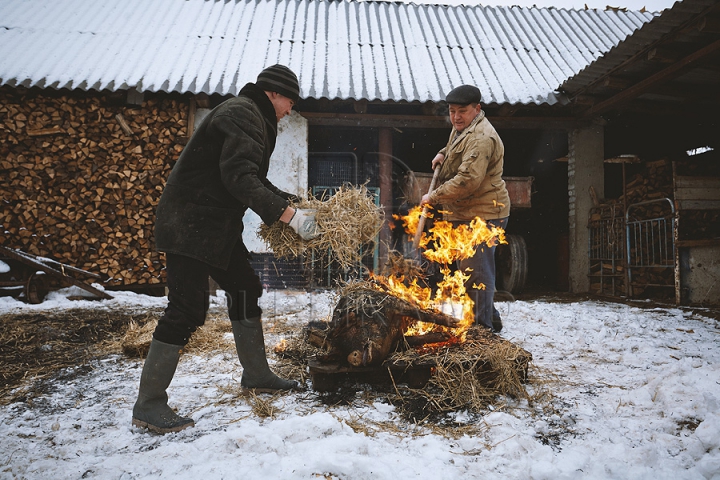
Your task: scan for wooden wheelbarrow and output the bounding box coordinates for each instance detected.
[0,245,113,304]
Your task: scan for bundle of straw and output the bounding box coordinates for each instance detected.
[258,185,384,269]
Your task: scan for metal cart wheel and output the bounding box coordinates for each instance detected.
[495,234,528,294]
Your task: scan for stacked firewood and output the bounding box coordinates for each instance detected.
[0,87,188,286]
[621,158,674,206]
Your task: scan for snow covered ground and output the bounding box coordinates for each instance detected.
[1,287,719,479]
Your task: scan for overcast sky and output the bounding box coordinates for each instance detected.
[413,0,678,11]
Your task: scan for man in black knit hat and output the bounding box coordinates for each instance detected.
[132,64,316,434]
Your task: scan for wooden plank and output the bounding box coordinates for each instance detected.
[675,187,720,201]
[676,238,720,248]
[604,154,641,164]
[676,199,720,210]
[300,112,578,130]
[674,176,720,196]
[674,175,720,210]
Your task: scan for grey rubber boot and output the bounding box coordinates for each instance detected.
[132,339,195,434]
[232,317,298,393]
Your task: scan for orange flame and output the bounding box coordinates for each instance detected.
[386,205,506,343]
[273,338,288,354]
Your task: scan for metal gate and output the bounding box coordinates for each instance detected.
[588,204,626,296]
[625,198,675,298]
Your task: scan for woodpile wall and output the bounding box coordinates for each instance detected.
[588,158,676,299]
[0,86,189,287]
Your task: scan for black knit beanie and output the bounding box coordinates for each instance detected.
[256,64,300,103]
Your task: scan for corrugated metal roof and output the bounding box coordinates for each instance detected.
[561,0,716,95]
[0,0,656,105]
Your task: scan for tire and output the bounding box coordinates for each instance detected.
[495,234,528,294]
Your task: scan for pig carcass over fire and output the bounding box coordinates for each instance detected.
[306,288,461,367]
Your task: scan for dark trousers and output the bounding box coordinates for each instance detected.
[153,244,263,346]
[454,217,508,329]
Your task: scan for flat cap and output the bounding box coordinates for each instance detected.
[446,85,481,105]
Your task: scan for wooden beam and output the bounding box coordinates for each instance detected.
[195,93,210,109]
[603,76,633,90]
[697,15,720,33]
[187,97,197,138]
[572,95,597,106]
[378,128,393,265]
[604,154,641,164]
[648,47,680,63]
[584,38,720,117]
[568,3,720,100]
[674,175,720,210]
[498,104,520,116]
[299,112,578,130]
[353,100,368,114]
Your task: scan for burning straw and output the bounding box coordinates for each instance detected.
[258,185,384,270]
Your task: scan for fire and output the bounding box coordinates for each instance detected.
[273,338,288,354]
[379,205,506,343]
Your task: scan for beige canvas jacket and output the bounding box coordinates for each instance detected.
[428,111,511,221]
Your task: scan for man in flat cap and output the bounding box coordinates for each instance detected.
[421,85,511,333]
[132,64,317,434]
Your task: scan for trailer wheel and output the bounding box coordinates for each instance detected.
[25,272,49,304]
[495,234,528,294]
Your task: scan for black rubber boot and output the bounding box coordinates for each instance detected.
[132,339,195,434]
[492,309,503,333]
[232,317,298,394]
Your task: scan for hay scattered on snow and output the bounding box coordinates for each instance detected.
[121,312,235,358]
[258,184,384,269]
[388,328,533,416]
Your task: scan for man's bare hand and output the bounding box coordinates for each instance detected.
[431,153,445,170]
[421,194,431,206]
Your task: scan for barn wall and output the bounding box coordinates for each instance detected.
[680,246,720,306]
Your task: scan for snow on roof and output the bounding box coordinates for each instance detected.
[0,0,656,105]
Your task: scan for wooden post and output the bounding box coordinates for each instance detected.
[378,128,393,268]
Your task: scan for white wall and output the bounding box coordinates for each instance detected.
[681,246,720,306]
[242,110,308,253]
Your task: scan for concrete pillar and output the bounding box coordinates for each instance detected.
[568,124,604,293]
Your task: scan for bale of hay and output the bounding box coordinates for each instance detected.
[258,184,384,270]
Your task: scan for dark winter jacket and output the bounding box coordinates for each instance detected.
[154,83,294,269]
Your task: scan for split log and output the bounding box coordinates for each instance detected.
[404,332,452,347]
[306,288,460,367]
